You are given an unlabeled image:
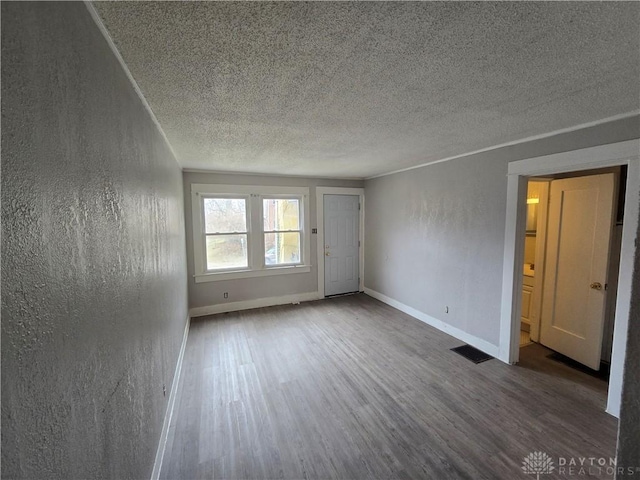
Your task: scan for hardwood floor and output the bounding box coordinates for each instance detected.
[161,294,617,480]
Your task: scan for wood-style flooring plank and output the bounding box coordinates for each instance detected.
[160,294,617,480]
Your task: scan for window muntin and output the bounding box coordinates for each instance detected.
[263,198,302,266]
[202,197,249,271]
[191,184,310,282]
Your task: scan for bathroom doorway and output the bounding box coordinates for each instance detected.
[518,180,549,348]
[519,167,626,379]
[500,139,639,416]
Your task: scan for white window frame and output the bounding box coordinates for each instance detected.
[199,194,252,273]
[262,195,304,268]
[191,184,311,282]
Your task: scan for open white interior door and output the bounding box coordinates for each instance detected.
[540,173,615,370]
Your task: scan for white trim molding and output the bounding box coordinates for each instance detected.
[84,1,180,167]
[190,184,311,283]
[316,187,365,298]
[507,139,640,177]
[194,265,311,283]
[191,184,310,196]
[151,315,190,480]
[183,168,364,182]
[366,112,639,180]
[499,139,640,418]
[189,291,321,318]
[365,288,500,358]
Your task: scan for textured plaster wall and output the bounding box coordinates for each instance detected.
[183,172,362,310]
[616,194,640,474]
[364,116,639,347]
[1,3,188,479]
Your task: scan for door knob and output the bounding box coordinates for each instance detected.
[590,282,603,290]
[325,252,330,256]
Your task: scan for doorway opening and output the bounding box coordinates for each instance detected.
[323,194,361,296]
[518,167,627,388]
[499,139,639,417]
[315,187,365,299]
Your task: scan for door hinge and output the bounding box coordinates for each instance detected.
[358,203,361,210]
[358,240,361,247]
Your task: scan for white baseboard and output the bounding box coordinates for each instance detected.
[364,287,500,358]
[189,291,321,318]
[151,315,190,480]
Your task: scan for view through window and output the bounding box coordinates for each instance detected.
[203,198,248,270]
[263,198,301,266]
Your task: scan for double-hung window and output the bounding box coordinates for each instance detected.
[263,198,302,266]
[203,197,249,271]
[192,184,310,282]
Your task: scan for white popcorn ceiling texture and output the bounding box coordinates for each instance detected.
[95,2,639,179]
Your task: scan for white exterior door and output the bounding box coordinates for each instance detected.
[540,173,615,370]
[324,194,360,296]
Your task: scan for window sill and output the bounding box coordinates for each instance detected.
[194,265,311,283]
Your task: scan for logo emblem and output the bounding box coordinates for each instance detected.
[522,451,555,479]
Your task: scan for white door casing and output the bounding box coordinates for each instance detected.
[315,187,364,299]
[539,174,615,369]
[324,194,360,296]
[500,138,639,417]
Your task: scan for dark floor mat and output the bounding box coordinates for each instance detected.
[547,352,610,381]
[451,345,494,364]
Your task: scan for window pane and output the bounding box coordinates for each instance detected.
[263,199,300,231]
[264,232,300,265]
[206,234,248,270]
[204,198,246,233]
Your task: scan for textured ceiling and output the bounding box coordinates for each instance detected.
[95,2,640,179]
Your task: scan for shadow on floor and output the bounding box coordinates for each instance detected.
[517,342,609,394]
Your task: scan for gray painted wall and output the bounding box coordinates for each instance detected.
[616,193,640,476]
[183,172,362,310]
[364,116,639,347]
[1,3,188,479]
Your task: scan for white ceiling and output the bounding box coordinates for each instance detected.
[95,2,639,179]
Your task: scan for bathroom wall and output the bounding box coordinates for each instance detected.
[523,182,541,266]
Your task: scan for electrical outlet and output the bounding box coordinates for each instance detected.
[224,292,228,299]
